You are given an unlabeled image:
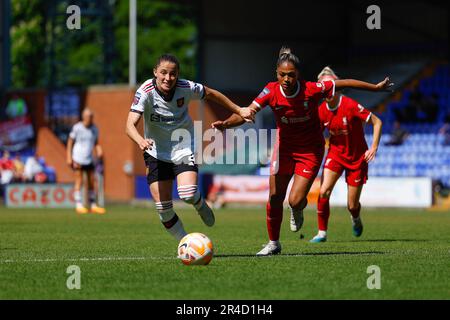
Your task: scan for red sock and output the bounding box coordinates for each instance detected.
[317,197,330,231]
[266,202,283,241]
[349,202,361,219]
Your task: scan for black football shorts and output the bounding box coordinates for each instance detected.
[143,153,198,185]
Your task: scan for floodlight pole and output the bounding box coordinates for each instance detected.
[129,0,137,87]
[1,0,12,90]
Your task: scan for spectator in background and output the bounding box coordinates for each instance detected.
[6,95,28,119]
[0,151,15,185]
[12,154,25,182]
[23,156,44,182]
[385,121,409,146]
[395,88,421,123]
[439,113,450,146]
[418,93,439,123]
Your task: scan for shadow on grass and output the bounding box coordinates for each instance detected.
[215,251,385,258]
[334,239,432,243]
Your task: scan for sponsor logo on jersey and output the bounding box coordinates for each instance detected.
[257,88,270,99]
[343,116,348,126]
[177,97,185,108]
[133,92,141,105]
[150,113,181,122]
[280,115,311,124]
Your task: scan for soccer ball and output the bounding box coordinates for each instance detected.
[177,233,213,265]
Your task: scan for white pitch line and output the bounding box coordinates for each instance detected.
[0,256,176,264]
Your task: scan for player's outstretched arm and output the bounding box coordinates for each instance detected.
[335,77,394,92]
[126,112,153,151]
[365,113,383,163]
[204,86,255,122]
[211,103,260,131]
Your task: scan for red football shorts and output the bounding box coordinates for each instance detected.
[324,155,368,187]
[271,148,324,179]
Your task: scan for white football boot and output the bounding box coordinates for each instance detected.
[256,241,282,256]
[290,208,304,232]
[197,199,215,227]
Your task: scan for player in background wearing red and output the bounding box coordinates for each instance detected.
[212,47,393,255]
[310,67,384,243]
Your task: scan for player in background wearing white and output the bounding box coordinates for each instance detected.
[126,54,254,241]
[66,108,106,214]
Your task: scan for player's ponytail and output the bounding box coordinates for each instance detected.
[277,46,300,70]
[317,66,338,81]
[155,53,180,71]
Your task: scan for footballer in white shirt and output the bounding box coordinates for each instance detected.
[126,53,254,241]
[67,108,105,214]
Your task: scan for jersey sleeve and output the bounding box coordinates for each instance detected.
[130,83,151,114]
[69,124,78,140]
[187,80,205,100]
[252,85,272,110]
[352,102,372,122]
[93,127,99,145]
[309,80,336,100]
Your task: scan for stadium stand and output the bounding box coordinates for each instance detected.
[344,59,430,109]
[367,62,450,188]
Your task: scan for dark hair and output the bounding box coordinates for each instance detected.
[155,54,180,71]
[277,46,300,70]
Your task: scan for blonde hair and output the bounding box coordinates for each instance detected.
[317,66,338,81]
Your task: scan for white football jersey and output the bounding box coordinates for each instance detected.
[130,78,205,163]
[69,122,98,165]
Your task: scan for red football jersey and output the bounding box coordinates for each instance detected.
[318,95,372,168]
[253,80,335,152]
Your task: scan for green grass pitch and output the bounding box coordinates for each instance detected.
[0,205,449,299]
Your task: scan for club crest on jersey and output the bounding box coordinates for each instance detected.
[317,82,325,93]
[257,88,270,99]
[133,92,141,105]
[177,97,185,108]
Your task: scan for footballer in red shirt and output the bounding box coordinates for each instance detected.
[212,47,393,255]
[310,67,383,243]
